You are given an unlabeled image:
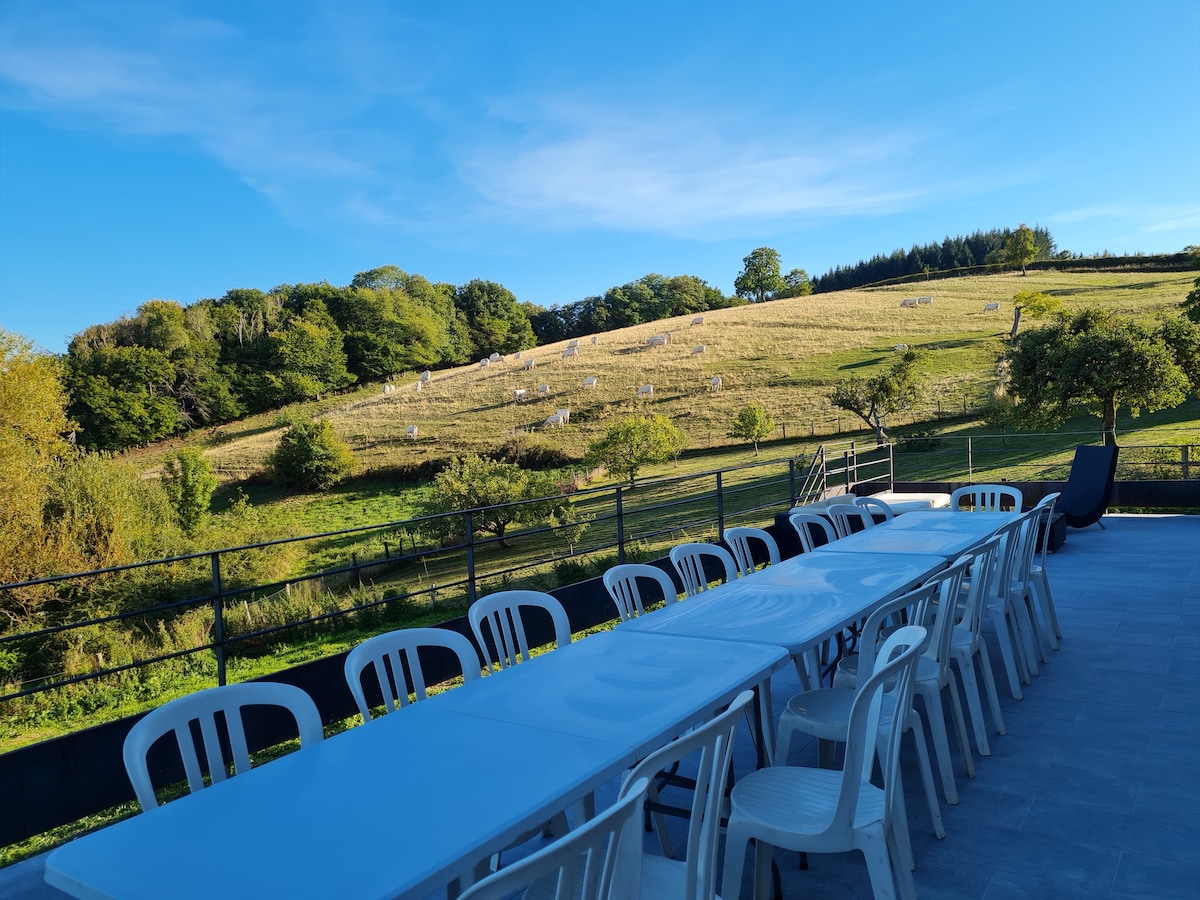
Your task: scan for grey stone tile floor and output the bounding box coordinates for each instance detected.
[4,514,1197,899]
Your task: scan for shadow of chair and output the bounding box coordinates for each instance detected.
[1060,445,1119,530]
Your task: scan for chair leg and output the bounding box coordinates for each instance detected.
[975,642,1006,735]
[944,671,975,779]
[1008,598,1038,681]
[952,650,991,756]
[907,710,945,838]
[861,827,901,900]
[915,683,958,804]
[1030,573,1061,649]
[987,606,1024,700]
[720,826,750,900]
[753,838,775,900]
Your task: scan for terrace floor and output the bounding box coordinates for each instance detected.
[3,514,1198,899]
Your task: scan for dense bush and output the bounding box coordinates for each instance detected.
[268,419,356,491]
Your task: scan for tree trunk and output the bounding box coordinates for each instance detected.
[1010,307,1022,339]
[1102,395,1118,445]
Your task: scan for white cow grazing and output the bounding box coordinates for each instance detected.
[983,302,1000,312]
[479,358,490,369]
[413,381,423,393]
[561,347,578,360]
[636,384,653,399]
[555,408,570,425]
[523,358,536,371]
[692,344,705,356]
[513,388,529,403]
[567,339,579,349]
[489,352,502,363]
[543,414,564,428]
[590,335,598,345]
[382,383,397,395]
[899,298,918,309]
[583,376,598,389]
[538,384,551,397]
[513,351,522,360]
[917,296,933,305]
[405,425,418,440]
[709,376,722,392]
[691,316,704,326]
[646,335,667,349]
[420,370,431,383]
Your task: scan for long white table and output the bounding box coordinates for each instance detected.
[815,514,1006,558]
[884,509,1017,533]
[618,551,945,661]
[46,631,786,900]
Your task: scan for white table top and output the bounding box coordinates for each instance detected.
[884,509,1017,533]
[46,702,634,900]
[618,551,945,655]
[432,630,787,758]
[815,519,999,558]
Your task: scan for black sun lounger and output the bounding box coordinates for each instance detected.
[1060,444,1119,529]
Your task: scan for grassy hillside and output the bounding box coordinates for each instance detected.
[133,269,1193,489]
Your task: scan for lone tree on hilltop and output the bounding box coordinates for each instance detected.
[829,349,926,446]
[1003,224,1039,275]
[1004,308,1191,445]
[729,403,775,456]
[586,415,686,483]
[734,247,785,303]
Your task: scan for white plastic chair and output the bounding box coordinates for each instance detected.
[123,682,324,811]
[1027,492,1063,650]
[469,590,572,672]
[853,495,896,523]
[603,564,680,621]
[986,514,1039,699]
[723,526,781,577]
[459,777,650,900]
[668,543,738,598]
[826,503,875,538]
[949,484,1023,512]
[787,512,839,553]
[775,583,945,840]
[1004,507,1049,667]
[344,627,481,723]
[619,690,755,898]
[721,626,928,900]
[949,535,1007,757]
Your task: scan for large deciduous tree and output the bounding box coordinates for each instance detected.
[454,279,536,358]
[734,248,785,303]
[829,349,926,446]
[1003,224,1039,275]
[425,455,565,546]
[1004,309,1191,445]
[586,415,686,483]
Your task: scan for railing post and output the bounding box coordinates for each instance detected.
[210,552,226,686]
[968,437,973,483]
[615,487,626,565]
[851,441,858,485]
[716,472,725,536]
[464,511,476,604]
[788,459,796,505]
[888,441,895,489]
[1183,445,1191,480]
[843,450,852,491]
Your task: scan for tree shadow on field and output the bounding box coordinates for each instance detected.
[1044,280,1173,297]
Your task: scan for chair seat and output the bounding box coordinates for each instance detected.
[641,855,723,900]
[730,766,887,837]
[781,687,858,738]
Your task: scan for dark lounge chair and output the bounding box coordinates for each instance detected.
[1060,444,1119,529]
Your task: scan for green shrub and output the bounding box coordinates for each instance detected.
[268,419,355,491]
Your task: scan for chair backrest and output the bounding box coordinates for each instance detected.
[723,526,781,577]
[826,503,875,538]
[831,626,926,834]
[458,777,650,900]
[922,556,972,669]
[949,484,1023,512]
[602,563,679,622]
[123,682,324,811]
[788,512,839,553]
[957,534,1002,637]
[1009,508,1042,593]
[853,495,895,522]
[621,690,754,899]
[344,627,481,723]
[1060,444,1118,527]
[851,581,937,682]
[468,590,572,672]
[990,516,1025,603]
[669,543,738,597]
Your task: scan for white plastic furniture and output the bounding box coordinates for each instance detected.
[826,502,876,538]
[618,690,755,899]
[949,535,1007,757]
[1027,492,1063,650]
[469,589,572,672]
[344,627,480,722]
[839,556,975,805]
[460,777,650,900]
[1005,508,1049,668]
[775,583,945,839]
[950,484,1023,512]
[724,526,781,577]
[986,514,1039,699]
[603,564,680,621]
[787,511,839,552]
[669,542,738,597]
[721,626,928,900]
[854,495,895,522]
[122,681,324,811]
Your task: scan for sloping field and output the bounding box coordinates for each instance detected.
[160,269,1194,481]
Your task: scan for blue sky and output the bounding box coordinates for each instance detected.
[2,1,1197,355]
